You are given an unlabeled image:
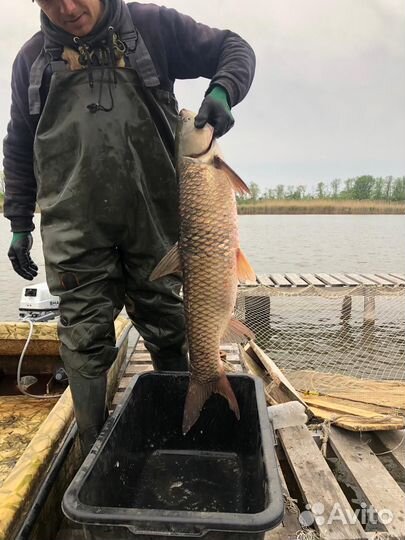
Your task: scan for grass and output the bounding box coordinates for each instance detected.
[1,194,403,215]
[237,199,405,214]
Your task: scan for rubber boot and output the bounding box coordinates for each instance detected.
[67,370,108,457]
[146,341,189,372]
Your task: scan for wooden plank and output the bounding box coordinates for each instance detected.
[269,273,291,287]
[374,430,405,472]
[330,273,360,286]
[360,273,395,286]
[300,273,325,286]
[375,272,405,286]
[329,427,405,537]
[316,273,345,286]
[346,273,378,286]
[278,425,365,539]
[284,273,308,286]
[248,341,308,411]
[257,274,274,286]
[389,273,405,284]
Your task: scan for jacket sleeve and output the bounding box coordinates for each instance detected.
[3,51,37,232]
[159,7,255,107]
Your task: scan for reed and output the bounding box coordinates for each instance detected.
[237,199,405,215]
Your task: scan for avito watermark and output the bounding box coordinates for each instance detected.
[299,501,393,527]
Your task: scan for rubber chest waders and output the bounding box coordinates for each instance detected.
[32,21,187,453]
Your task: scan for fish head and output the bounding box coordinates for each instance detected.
[176,109,219,164]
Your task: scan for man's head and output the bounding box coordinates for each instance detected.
[36,0,104,37]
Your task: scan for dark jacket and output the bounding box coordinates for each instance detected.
[3,2,255,232]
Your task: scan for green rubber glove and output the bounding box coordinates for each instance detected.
[194,85,235,137]
[8,232,38,280]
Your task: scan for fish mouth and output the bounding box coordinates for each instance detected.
[179,108,215,159]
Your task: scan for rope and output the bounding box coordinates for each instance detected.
[373,431,405,457]
[296,529,320,540]
[284,494,300,515]
[320,420,331,457]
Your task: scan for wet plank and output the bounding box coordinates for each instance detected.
[316,273,345,286]
[278,425,365,539]
[300,273,325,286]
[284,273,308,286]
[257,274,274,286]
[269,273,291,287]
[375,272,405,286]
[346,273,378,285]
[330,273,361,286]
[329,427,405,538]
[389,272,405,283]
[360,273,396,286]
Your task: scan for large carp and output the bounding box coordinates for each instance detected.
[150,109,255,434]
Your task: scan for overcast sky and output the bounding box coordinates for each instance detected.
[1,0,404,191]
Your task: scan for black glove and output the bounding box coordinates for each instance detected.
[194,86,235,138]
[8,232,38,280]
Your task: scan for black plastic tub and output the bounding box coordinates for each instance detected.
[62,372,284,539]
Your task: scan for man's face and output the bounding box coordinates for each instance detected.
[36,0,104,37]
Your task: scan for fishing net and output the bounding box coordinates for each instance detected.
[235,284,405,428]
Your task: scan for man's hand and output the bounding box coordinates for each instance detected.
[195,86,235,138]
[8,232,38,281]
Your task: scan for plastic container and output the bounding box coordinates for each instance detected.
[63,372,284,539]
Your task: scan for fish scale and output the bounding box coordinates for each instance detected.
[179,161,239,383]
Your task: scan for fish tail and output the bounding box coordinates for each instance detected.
[182,374,240,435]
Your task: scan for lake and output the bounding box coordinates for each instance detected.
[0,214,404,321]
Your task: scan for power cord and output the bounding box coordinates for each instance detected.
[16,317,62,399]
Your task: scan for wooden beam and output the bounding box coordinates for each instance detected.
[284,273,308,287]
[346,273,377,286]
[364,292,376,324]
[316,273,345,286]
[269,273,291,287]
[278,425,366,539]
[300,273,325,286]
[360,274,395,286]
[330,273,359,286]
[329,427,405,538]
[257,274,274,286]
[248,341,308,411]
[375,273,405,286]
[389,273,405,283]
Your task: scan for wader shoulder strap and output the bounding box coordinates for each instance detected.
[28,42,67,116]
[119,3,174,158]
[120,3,160,88]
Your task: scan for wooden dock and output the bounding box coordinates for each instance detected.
[105,337,405,540]
[245,272,405,289]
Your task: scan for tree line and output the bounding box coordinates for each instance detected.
[240,175,405,203]
[1,172,404,202]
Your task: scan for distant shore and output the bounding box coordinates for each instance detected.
[1,196,404,215]
[237,199,405,214]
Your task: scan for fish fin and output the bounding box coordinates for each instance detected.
[236,248,256,283]
[221,318,255,344]
[182,374,240,435]
[149,243,182,281]
[213,156,250,195]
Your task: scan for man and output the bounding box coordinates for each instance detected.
[3,0,255,454]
